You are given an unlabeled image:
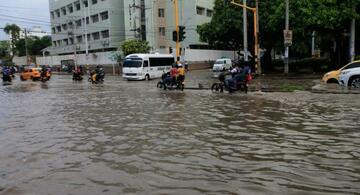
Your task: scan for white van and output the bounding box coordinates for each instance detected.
[122,53,175,80]
[212,58,233,72]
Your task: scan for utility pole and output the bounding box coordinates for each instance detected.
[68,20,77,69]
[83,3,89,56]
[284,0,289,74]
[174,0,180,62]
[243,0,248,62]
[312,31,315,57]
[230,0,260,74]
[24,28,29,65]
[349,4,356,62]
[256,0,261,74]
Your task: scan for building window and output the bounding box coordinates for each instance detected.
[92,0,98,5]
[53,41,57,47]
[83,0,88,7]
[206,9,213,17]
[68,22,74,29]
[52,27,56,34]
[62,24,68,31]
[55,10,60,17]
[91,14,99,23]
[56,26,61,32]
[160,45,166,49]
[196,6,205,15]
[68,4,73,13]
[51,11,54,19]
[158,9,165,17]
[61,7,67,16]
[92,32,100,40]
[77,36,83,43]
[87,34,91,41]
[69,37,74,45]
[74,1,81,11]
[100,11,108,20]
[64,39,69,45]
[159,27,165,36]
[57,40,61,46]
[76,19,82,28]
[101,30,109,38]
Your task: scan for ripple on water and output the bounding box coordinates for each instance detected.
[0,76,360,194]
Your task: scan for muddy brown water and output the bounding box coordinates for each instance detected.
[0,75,359,195]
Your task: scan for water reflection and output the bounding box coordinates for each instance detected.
[0,75,359,195]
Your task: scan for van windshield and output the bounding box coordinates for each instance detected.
[215,60,226,64]
[123,58,143,68]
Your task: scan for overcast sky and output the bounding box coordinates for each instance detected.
[0,0,50,40]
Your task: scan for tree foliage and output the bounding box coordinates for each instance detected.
[14,36,52,57]
[3,24,21,60]
[197,0,360,69]
[0,41,11,60]
[120,39,150,57]
[197,0,243,50]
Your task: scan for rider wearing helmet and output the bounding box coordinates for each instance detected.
[177,63,185,84]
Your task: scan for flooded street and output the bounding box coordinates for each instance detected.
[0,75,360,195]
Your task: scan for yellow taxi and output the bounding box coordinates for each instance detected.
[322,60,360,83]
[20,68,42,81]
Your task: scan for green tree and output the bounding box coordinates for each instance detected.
[197,0,243,51]
[13,36,52,57]
[197,0,359,71]
[3,24,21,60]
[30,36,52,55]
[0,41,11,60]
[120,39,150,57]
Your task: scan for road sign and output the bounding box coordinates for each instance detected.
[284,30,293,46]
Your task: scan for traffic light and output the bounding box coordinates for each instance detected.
[179,26,186,42]
[169,47,173,54]
[172,30,178,42]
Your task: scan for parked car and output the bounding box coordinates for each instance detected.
[20,68,42,81]
[322,60,360,84]
[213,58,232,71]
[339,67,360,88]
[212,58,232,77]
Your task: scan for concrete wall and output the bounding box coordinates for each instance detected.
[36,49,236,66]
[184,49,238,62]
[13,56,27,65]
[36,51,118,66]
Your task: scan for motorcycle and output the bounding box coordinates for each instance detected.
[157,73,184,91]
[2,68,12,84]
[40,70,51,82]
[88,70,105,84]
[211,72,251,94]
[72,71,83,81]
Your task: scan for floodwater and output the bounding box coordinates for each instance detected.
[0,75,359,195]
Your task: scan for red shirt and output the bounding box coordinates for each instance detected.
[170,68,178,78]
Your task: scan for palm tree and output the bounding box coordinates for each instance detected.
[3,24,21,60]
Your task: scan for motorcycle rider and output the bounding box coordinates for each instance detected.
[170,64,178,84]
[177,63,186,84]
[73,66,83,80]
[91,65,105,82]
[2,66,12,82]
[225,64,250,92]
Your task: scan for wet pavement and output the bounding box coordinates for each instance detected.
[0,73,360,195]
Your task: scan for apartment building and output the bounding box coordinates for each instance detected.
[165,0,214,50]
[49,0,125,55]
[49,0,214,55]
